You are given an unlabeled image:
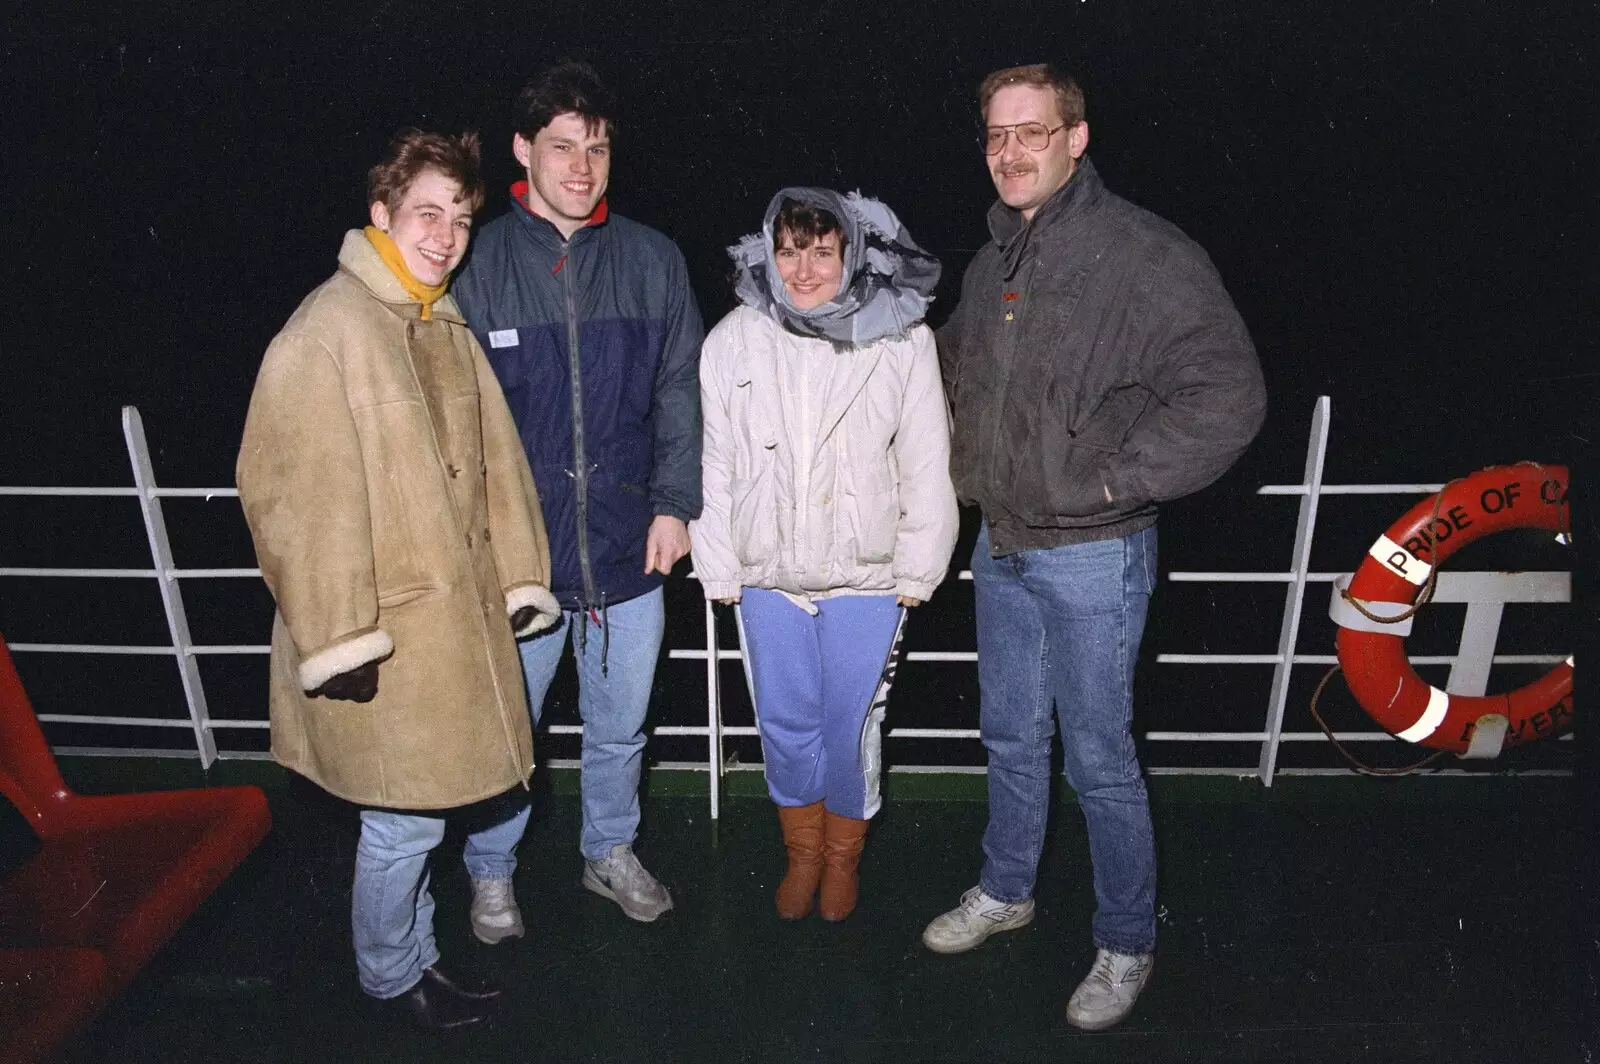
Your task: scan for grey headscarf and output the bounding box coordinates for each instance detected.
[729,187,941,345]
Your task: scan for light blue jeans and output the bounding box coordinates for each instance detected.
[465,586,664,873]
[972,521,1159,955]
[354,808,526,998]
[353,810,441,999]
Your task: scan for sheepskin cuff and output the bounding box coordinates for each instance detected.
[298,628,394,693]
[507,583,562,637]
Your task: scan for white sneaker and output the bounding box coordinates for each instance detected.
[469,877,524,945]
[1065,948,1154,1031]
[581,844,674,922]
[920,886,1035,954]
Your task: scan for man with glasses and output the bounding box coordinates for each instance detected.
[925,64,1265,1031]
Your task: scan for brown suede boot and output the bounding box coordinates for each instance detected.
[775,802,826,920]
[818,811,869,922]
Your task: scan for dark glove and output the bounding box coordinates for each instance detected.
[510,605,539,634]
[315,660,380,702]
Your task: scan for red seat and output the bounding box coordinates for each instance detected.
[0,635,271,1063]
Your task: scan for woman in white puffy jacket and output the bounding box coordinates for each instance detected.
[690,188,957,923]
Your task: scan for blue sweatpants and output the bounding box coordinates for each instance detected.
[736,589,905,819]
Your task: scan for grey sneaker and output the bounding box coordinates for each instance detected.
[469,877,524,945]
[920,886,1036,954]
[1065,948,1154,1031]
[581,844,674,922]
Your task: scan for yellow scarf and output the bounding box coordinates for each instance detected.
[364,225,448,320]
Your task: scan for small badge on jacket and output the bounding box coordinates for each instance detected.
[488,329,519,348]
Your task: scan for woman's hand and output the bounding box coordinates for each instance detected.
[897,596,922,608]
[714,597,740,606]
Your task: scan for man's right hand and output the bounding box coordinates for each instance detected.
[315,660,380,702]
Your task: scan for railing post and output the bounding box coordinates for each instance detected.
[705,598,723,821]
[123,406,218,767]
[1257,395,1331,785]
[1448,601,1506,697]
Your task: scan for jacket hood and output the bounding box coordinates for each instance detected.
[336,229,465,324]
[729,187,940,345]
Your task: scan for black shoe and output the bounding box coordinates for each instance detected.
[383,969,491,1031]
[420,964,502,1002]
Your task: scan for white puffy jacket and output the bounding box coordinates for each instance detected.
[690,305,958,604]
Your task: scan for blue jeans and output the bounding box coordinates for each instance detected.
[353,810,443,999]
[465,586,664,872]
[354,808,526,997]
[972,521,1158,955]
[737,589,904,820]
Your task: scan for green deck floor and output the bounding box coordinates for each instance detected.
[52,761,1582,1063]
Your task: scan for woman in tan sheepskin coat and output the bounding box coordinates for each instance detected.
[236,130,559,1027]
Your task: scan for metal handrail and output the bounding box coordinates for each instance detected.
[0,398,1573,811]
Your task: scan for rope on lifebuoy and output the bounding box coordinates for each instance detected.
[1307,665,1446,775]
[1335,482,1447,626]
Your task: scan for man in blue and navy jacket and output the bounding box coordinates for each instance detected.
[451,62,703,932]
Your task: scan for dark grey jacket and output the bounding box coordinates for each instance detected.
[939,157,1266,554]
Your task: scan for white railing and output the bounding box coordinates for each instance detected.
[0,399,1571,819]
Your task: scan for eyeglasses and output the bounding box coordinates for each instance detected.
[982,122,1067,155]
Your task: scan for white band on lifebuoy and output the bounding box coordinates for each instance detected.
[1368,534,1432,586]
[1328,574,1417,636]
[1396,685,1450,742]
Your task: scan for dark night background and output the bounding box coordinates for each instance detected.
[0,5,1591,765]
[0,0,1595,1053]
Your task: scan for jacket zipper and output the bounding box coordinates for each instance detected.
[984,247,1041,529]
[561,237,598,608]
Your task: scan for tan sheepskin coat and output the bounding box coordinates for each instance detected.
[237,230,559,810]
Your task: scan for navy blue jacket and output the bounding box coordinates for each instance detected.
[453,189,704,609]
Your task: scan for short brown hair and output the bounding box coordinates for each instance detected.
[772,198,847,253]
[978,64,1085,128]
[366,129,485,215]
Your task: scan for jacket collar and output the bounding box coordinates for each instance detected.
[509,181,610,246]
[336,230,467,325]
[986,155,1106,276]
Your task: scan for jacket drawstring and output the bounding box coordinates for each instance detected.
[576,595,610,676]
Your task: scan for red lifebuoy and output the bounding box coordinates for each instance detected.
[1335,463,1572,755]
